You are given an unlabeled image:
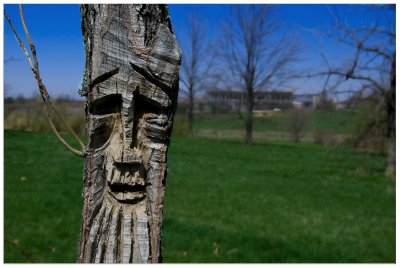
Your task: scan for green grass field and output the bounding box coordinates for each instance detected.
[4,130,395,263]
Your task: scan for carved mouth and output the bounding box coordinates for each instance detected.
[108,183,146,203]
[106,165,147,204]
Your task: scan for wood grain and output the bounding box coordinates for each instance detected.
[78,4,181,263]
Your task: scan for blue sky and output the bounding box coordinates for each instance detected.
[3,4,395,100]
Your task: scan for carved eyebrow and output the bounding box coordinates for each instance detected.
[129,61,170,91]
[89,68,119,89]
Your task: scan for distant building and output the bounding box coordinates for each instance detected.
[293,93,322,109]
[206,89,293,112]
[177,97,211,114]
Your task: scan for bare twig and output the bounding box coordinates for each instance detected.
[5,6,85,157]
[41,101,85,157]
[19,5,85,150]
[19,5,38,71]
[4,12,34,71]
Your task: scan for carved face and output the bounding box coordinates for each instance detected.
[87,88,173,205]
[83,84,174,262]
[83,60,178,262]
[78,5,181,263]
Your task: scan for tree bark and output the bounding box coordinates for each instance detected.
[385,51,395,177]
[245,88,254,145]
[78,4,181,263]
[188,90,194,136]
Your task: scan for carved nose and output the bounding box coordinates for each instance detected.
[113,148,143,165]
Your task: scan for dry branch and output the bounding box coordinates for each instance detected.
[319,5,395,176]
[4,6,85,157]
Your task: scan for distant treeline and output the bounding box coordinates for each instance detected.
[5,94,84,104]
[4,96,86,136]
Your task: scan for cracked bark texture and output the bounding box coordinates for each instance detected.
[77,4,181,263]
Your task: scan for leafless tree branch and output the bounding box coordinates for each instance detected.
[5,6,85,157]
[322,4,395,176]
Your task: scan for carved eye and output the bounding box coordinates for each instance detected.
[90,114,116,150]
[89,94,122,115]
[133,93,170,144]
[89,94,122,150]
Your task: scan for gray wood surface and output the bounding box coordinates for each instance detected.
[77,4,181,263]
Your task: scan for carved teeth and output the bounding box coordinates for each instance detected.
[111,168,120,185]
[125,170,146,186]
[120,169,126,185]
[106,168,113,185]
[108,167,145,187]
[106,162,114,183]
[106,165,147,203]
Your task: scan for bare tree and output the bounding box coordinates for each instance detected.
[287,108,311,142]
[179,14,211,136]
[320,5,395,177]
[215,5,301,145]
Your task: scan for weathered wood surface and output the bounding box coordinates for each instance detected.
[77,4,181,263]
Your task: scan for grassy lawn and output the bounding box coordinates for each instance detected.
[4,130,83,263]
[4,130,395,263]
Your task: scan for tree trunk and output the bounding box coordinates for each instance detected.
[385,137,395,177]
[188,90,194,137]
[245,88,254,145]
[78,4,181,263]
[385,51,395,177]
